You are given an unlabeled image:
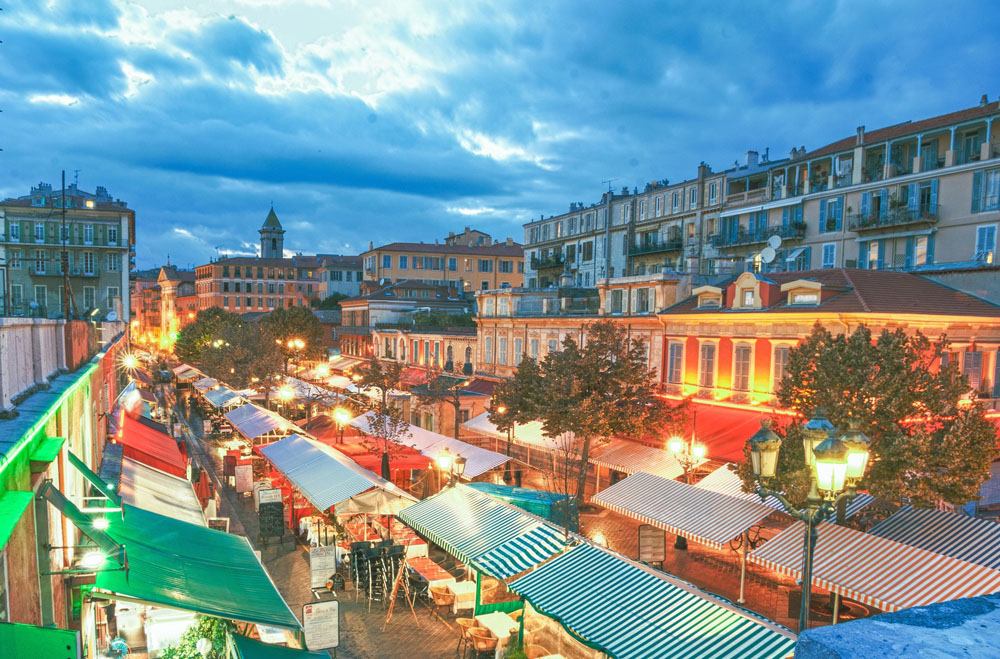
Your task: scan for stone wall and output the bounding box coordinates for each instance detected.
[0,318,66,412]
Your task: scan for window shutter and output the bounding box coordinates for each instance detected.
[926,233,935,264]
[880,188,889,218]
[861,191,870,217]
[819,199,827,232]
[836,196,844,229]
[904,237,915,268]
[782,207,789,226]
[972,170,983,213]
[993,349,1000,398]
[907,183,918,211]
[876,240,886,270]
[802,246,811,270]
[929,179,938,210]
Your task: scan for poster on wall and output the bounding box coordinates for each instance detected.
[303,600,339,651]
[234,464,253,494]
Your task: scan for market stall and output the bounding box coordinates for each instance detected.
[115,413,188,478]
[226,403,294,446]
[118,456,207,526]
[589,438,704,490]
[868,505,1000,569]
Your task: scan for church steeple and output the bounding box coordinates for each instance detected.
[259,206,285,258]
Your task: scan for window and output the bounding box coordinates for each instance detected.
[773,346,790,389]
[709,182,718,205]
[83,286,96,309]
[514,338,523,365]
[10,285,22,306]
[34,223,45,242]
[963,351,984,391]
[741,289,754,306]
[689,187,697,208]
[107,286,119,303]
[529,339,539,359]
[448,257,457,271]
[976,225,997,263]
[556,221,564,238]
[9,223,19,241]
[639,200,647,220]
[636,288,650,313]
[734,344,752,392]
[481,280,489,290]
[499,298,509,316]
[671,192,679,213]
[582,241,594,262]
[822,243,836,269]
[667,343,683,384]
[863,241,882,270]
[107,253,121,271]
[610,289,623,314]
[107,225,118,245]
[398,255,408,270]
[548,339,558,354]
[246,297,252,307]
[382,254,392,269]
[484,337,493,363]
[498,337,507,365]
[569,217,577,234]
[34,249,46,274]
[972,169,1000,212]
[819,197,844,233]
[332,270,343,281]
[698,343,716,388]
[223,295,230,308]
[34,285,47,308]
[222,265,230,277]
[10,249,21,268]
[620,204,630,222]
[482,298,495,316]
[499,260,513,273]
[465,259,472,272]
[478,259,493,273]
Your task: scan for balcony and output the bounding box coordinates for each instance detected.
[374,322,476,335]
[712,222,807,249]
[725,188,768,207]
[848,204,940,233]
[530,253,565,270]
[337,325,372,335]
[628,237,683,256]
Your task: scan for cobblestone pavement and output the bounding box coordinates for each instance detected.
[174,402,462,658]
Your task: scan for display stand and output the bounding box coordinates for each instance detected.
[381,560,419,631]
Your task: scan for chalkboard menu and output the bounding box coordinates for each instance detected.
[258,501,285,541]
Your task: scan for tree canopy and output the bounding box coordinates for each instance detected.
[259,307,326,372]
[313,293,349,309]
[736,323,998,508]
[173,307,240,363]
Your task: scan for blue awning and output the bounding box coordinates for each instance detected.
[399,485,541,564]
[509,543,796,659]
[473,524,568,579]
[869,505,1000,570]
[259,434,415,512]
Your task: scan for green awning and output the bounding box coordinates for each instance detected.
[39,483,123,560]
[68,450,121,506]
[0,620,82,657]
[29,436,65,470]
[230,634,327,659]
[95,504,300,630]
[0,490,34,550]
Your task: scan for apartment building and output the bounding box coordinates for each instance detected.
[521,164,728,288]
[0,182,134,320]
[372,324,478,375]
[715,97,1000,275]
[361,235,524,291]
[317,254,363,298]
[194,209,321,313]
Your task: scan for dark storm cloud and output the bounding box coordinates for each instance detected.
[2,0,1000,269]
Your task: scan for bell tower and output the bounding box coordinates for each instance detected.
[259,206,285,258]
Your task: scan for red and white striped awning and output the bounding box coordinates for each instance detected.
[750,520,1000,612]
[591,471,776,549]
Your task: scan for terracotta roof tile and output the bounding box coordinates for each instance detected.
[368,241,523,256]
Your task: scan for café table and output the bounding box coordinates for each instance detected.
[475,611,519,658]
[406,556,455,589]
[447,580,477,613]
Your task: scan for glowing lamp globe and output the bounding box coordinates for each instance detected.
[747,419,782,480]
[813,430,850,495]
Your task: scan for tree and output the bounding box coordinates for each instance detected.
[736,323,998,509]
[490,355,542,482]
[173,307,241,363]
[354,357,408,480]
[198,319,283,393]
[313,293,350,309]
[260,307,326,373]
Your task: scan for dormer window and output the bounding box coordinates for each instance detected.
[741,289,754,307]
[692,285,723,309]
[781,279,822,306]
[791,292,818,305]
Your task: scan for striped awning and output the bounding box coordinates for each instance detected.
[225,404,288,441]
[590,439,695,479]
[592,471,776,549]
[473,524,568,580]
[192,377,218,393]
[750,520,1000,612]
[509,543,796,659]
[204,387,244,409]
[398,485,541,564]
[869,505,1000,570]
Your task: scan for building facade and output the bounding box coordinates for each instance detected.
[361,237,524,291]
[317,254,364,298]
[0,182,134,320]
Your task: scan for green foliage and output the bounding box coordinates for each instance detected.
[354,357,410,459]
[355,356,404,410]
[313,293,349,309]
[260,306,327,367]
[159,617,232,659]
[174,307,242,363]
[490,355,542,433]
[736,323,998,508]
[412,311,476,328]
[198,319,283,391]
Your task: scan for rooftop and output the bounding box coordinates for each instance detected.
[366,241,522,256]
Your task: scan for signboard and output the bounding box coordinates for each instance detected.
[258,501,285,540]
[638,524,666,564]
[309,545,339,589]
[258,488,282,505]
[234,464,253,494]
[203,419,213,435]
[207,517,230,533]
[303,600,339,651]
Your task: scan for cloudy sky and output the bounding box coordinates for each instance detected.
[3,1,999,269]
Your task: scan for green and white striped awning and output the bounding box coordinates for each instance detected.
[473,524,568,579]
[398,485,541,564]
[509,543,796,659]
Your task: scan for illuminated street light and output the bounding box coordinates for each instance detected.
[92,517,110,531]
[80,551,106,569]
[278,386,294,401]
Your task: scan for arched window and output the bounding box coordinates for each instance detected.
[400,338,406,360]
[465,346,473,363]
[446,345,454,362]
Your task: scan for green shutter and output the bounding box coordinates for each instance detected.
[819,199,827,233]
[972,171,983,213]
[927,233,935,264]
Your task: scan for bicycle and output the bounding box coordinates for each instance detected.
[729,524,763,552]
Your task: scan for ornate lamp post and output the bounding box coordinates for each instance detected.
[436,448,467,488]
[747,410,871,634]
[333,406,351,443]
[667,434,707,550]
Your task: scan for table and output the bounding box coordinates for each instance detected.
[388,518,428,558]
[475,611,518,659]
[447,580,477,613]
[406,556,455,589]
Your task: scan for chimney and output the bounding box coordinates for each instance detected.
[790,147,798,160]
[464,226,471,232]
[745,150,758,167]
[697,162,711,179]
[505,237,513,246]
[981,94,989,107]
[368,241,373,250]
[448,231,455,238]
[856,125,865,146]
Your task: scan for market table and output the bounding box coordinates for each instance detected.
[388,517,429,558]
[475,611,518,659]
[406,556,455,589]
[447,580,476,613]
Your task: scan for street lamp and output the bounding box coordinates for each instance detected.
[746,411,871,634]
[667,434,706,550]
[436,448,467,487]
[333,406,351,443]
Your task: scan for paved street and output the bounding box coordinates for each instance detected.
[175,402,461,658]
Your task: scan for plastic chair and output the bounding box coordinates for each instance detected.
[466,628,498,659]
[525,644,551,659]
[455,617,478,659]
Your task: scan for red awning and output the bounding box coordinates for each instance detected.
[690,402,794,463]
[463,378,498,396]
[117,414,187,478]
[326,440,432,472]
[400,368,429,386]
